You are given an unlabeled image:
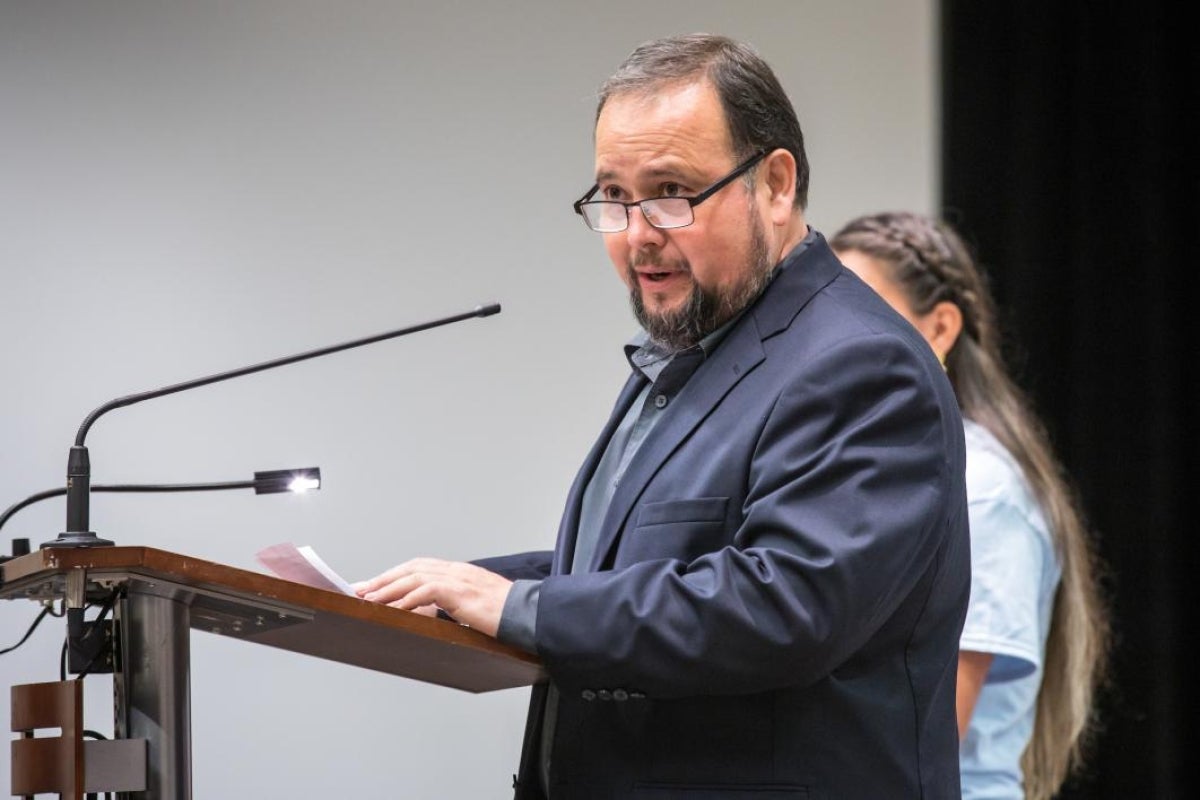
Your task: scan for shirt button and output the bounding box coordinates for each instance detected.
[654,394,668,409]
[581,689,596,701]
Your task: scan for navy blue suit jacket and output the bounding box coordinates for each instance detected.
[485,233,969,799]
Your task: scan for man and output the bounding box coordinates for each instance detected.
[356,34,969,799]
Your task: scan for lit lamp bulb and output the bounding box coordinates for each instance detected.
[288,475,321,493]
[254,468,322,496]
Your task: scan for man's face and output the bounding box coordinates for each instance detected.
[593,81,772,350]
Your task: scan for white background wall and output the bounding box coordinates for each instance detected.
[0,1,936,796]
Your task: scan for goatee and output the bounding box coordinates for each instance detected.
[629,221,773,352]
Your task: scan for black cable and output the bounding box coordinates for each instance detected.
[58,589,119,679]
[72,615,119,800]
[0,604,52,655]
[75,588,120,680]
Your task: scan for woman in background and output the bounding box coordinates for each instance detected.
[831,212,1110,800]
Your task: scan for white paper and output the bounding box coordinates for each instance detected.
[255,542,357,596]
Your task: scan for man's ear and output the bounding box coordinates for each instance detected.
[760,148,796,225]
[925,301,964,363]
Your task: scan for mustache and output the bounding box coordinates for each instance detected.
[629,251,690,273]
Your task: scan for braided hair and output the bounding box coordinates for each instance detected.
[831,211,1110,800]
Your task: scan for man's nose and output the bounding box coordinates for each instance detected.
[624,204,667,250]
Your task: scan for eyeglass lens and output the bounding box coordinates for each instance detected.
[583,197,693,232]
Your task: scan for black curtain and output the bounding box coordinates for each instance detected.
[940,2,1197,797]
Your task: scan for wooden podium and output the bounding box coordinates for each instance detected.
[1,546,546,799]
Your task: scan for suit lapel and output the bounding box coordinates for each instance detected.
[586,317,766,572]
[585,234,845,572]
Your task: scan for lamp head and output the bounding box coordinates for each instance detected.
[253,467,321,495]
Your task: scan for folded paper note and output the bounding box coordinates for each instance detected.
[255,542,356,596]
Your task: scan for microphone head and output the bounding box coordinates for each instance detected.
[475,303,501,317]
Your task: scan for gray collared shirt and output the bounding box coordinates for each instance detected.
[570,321,742,570]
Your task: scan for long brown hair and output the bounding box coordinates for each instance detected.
[831,211,1110,800]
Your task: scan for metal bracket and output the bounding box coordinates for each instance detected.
[85,738,148,793]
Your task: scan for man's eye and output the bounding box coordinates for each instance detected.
[602,186,624,201]
[661,183,683,197]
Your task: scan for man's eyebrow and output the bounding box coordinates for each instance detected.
[594,164,689,183]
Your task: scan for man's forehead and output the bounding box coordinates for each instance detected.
[597,79,717,128]
[593,81,733,171]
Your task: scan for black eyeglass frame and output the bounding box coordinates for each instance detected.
[572,149,769,232]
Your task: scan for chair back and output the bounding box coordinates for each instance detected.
[10,680,84,800]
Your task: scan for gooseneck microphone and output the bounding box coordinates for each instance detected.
[44,303,501,550]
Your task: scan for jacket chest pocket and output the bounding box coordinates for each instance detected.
[617,497,730,565]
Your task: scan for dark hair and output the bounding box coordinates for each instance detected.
[597,34,809,209]
[831,211,1111,800]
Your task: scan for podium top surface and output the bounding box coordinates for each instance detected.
[0,545,545,693]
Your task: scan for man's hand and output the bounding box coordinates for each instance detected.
[352,558,512,637]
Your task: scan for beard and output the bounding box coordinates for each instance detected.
[628,216,773,352]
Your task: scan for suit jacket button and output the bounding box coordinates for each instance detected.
[581,689,596,701]
[597,689,613,701]
[629,691,646,700]
[612,689,629,702]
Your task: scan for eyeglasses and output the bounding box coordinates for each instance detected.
[573,150,768,233]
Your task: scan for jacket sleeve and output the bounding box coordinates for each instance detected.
[471,550,554,581]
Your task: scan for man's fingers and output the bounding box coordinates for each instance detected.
[354,559,511,637]
[388,582,440,612]
[354,558,449,597]
[361,572,426,604]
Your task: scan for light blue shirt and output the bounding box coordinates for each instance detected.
[958,419,1061,799]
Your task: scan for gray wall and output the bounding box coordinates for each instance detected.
[0,1,936,796]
